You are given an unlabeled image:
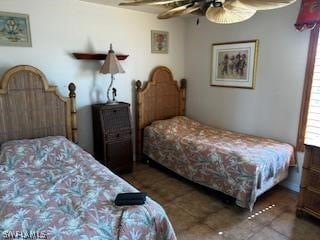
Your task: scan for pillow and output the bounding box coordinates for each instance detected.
[150,116,201,134]
[0,136,77,170]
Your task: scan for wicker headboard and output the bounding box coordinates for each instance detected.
[0,65,78,144]
[135,66,186,160]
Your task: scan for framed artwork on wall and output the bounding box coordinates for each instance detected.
[0,11,32,47]
[151,30,168,54]
[210,40,259,89]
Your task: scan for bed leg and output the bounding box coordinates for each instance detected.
[296,209,304,218]
[222,195,235,205]
[141,154,150,164]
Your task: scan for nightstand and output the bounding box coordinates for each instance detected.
[92,102,133,174]
[296,144,320,219]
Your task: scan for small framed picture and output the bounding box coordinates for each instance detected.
[0,11,32,47]
[210,40,259,89]
[151,30,168,54]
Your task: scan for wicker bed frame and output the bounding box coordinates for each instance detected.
[0,65,77,144]
[135,66,186,160]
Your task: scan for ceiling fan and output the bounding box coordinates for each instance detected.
[119,0,296,24]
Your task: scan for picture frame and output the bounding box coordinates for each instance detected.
[210,40,259,89]
[151,30,168,54]
[0,11,32,47]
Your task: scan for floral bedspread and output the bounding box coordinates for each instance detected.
[144,116,295,210]
[0,136,176,240]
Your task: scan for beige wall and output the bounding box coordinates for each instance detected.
[0,0,186,153]
[184,1,309,191]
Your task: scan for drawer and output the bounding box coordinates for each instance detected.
[308,170,320,191]
[304,190,320,213]
[101,107,131,131]
[105,129,131,142]
[311,147,320,170]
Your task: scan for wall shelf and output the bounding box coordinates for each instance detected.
[72,53,129,61]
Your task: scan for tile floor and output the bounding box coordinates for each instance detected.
[121,162,320,240]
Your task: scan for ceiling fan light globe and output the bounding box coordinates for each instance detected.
[214,2,223,8]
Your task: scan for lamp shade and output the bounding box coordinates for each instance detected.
[100,45,125,74]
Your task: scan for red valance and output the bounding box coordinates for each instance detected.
[295,0,320,31]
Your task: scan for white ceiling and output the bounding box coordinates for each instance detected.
[80,0,167,14]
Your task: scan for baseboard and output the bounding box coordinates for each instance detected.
[280,181,300,192]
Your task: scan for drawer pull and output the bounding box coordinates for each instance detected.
[113,110,117,113]
[116,133,120,137]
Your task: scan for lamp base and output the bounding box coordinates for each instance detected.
[106,100,119,105]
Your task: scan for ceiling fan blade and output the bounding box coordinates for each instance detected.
[238,0,296,10]
[206,0,256,24]
[119,0,186,6]
[158,3,200,19]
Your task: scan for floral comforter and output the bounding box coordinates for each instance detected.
[144,116,295,210]
[0,136,176,240]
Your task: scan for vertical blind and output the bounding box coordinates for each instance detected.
[305,39,320,147]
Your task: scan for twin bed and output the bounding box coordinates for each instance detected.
[0,65,175,240]
[136,66,295,210]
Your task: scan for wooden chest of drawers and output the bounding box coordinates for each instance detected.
[92,102,133,174]
[297,144,320,219]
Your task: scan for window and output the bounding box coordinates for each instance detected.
[297,27,320,151]
[305,45,320,146]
